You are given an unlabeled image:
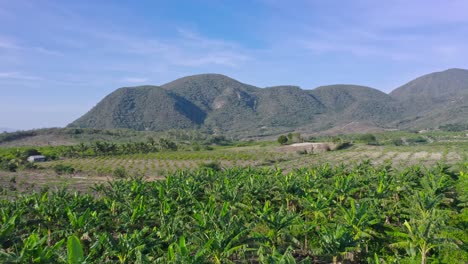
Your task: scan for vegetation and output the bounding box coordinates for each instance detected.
[277,135,288,145]
[67,69,468,137]
[53,164,75,175]
[439,123,468,132]
[0,163,466,263]
[391,68,468,130]
[358,134,379,145]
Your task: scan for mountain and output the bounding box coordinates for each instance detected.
[310,85,402,128]
[70,86,206,131]
[161,74,259,134]
[390,68,468,129]
[69,69,468,137]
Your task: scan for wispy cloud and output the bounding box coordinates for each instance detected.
[273,1,468,64]
[0,72,42,80]
[75,27,251,68]
[0,35,63,56]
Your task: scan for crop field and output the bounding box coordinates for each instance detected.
[37,140,468,175]
[41,149,279,177]
[279,142,468,171]
[0,131,467,263]
[0,163,467,263]
[1,135,468,193]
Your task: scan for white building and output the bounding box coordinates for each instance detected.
[27,155,46,162]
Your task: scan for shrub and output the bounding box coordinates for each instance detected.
[96,167,112,176]
[54,164,75,175]
[113,166,128,178]
[392,138,404,146]
[0,160,18,172]
[199,161,222,171]
[277,135,288,145]
[359,134,378,145]
[23,162,37,170]
[335,141,352,150]
[406,136,428,145]
[192,144,201,151]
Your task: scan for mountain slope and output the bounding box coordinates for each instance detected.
[310,85,402,127]
[69,69,468,136]
[390,68,468,128]
[161,74,260,133]
[254,85,325,127]
[69,86,206,131]
[391,68,468,114]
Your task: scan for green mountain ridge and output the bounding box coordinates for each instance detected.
[69,69,468,137]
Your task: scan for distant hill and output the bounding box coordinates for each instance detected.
[310,85,402,128]
[390,68,468,129]
[70,86,206,131]
[69,69,468,137]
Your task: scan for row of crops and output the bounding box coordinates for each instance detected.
[42,143,468,178]
[41,149,291,177]
[1,162,467,263]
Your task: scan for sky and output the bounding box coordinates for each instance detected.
[1,0,468,130]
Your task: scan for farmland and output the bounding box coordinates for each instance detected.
[0,163,467,263]
[1,131,468,194]
[0,131,467,263]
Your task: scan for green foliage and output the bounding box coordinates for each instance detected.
[406,136,428,145]
[198,161,222,171]
[54,164,75,175]
[0,130,36,144]
[358,133,378,145]
[391,69,468,130]
[65,74,411,137]
[159,138,178,151]
[0,163,465,263]
[439,123,468,132]
[67,235,84,264]
[0,159,18,172]
[112,166,128,178]
[335,141,352,150]
[278,135,288,145]
[392,138,404,146]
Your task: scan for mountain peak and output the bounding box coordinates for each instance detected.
[441,68,468,73]
[69,69,468,137]
[162,73,241,87]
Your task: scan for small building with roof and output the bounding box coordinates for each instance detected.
[27,155,46,162]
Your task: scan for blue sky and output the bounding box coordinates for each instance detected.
[1,0,468,130]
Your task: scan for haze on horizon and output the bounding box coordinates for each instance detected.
[1,0,468,130]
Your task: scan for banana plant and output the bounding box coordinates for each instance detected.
[0,232,64,263]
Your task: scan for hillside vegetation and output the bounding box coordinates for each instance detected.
[68,68,468,137]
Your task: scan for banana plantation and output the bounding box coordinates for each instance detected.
[0,163,467,263]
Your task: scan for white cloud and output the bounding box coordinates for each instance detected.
[81,28,252,68]
[0,35,63,57]
[0,72,42,80]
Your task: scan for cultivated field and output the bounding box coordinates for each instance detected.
[1,134,468,194]
[0,131,467,263]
